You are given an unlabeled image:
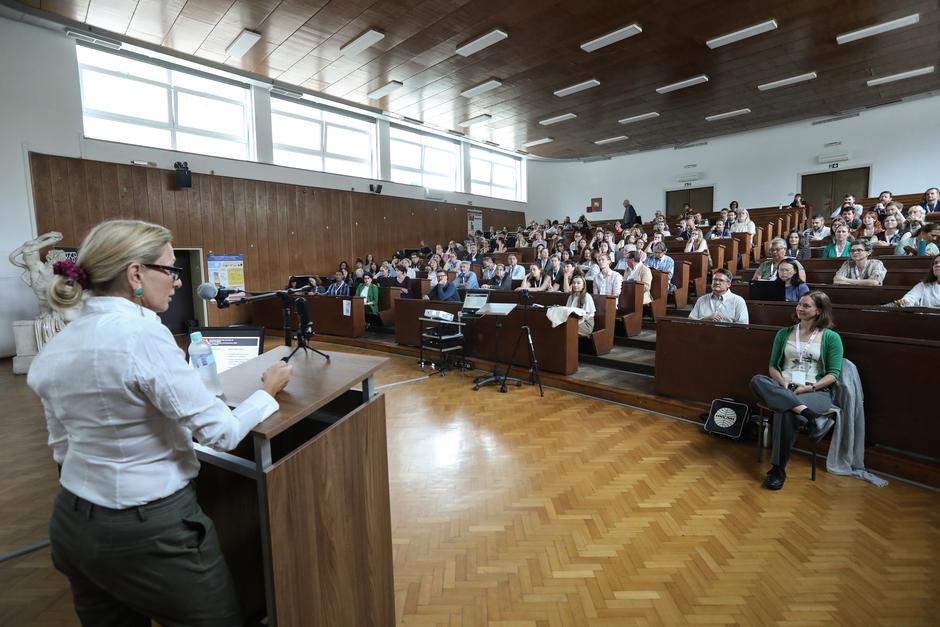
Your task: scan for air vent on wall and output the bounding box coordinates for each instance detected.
[811,113,860,126]
[66,28,122,50]
[817,151,850,164]
[675,171,703,183]
[425,188,446,201]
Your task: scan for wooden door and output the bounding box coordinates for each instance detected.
[665,186,713,217]
[800,167,870,217]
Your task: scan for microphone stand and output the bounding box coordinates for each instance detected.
[227,286,330,363]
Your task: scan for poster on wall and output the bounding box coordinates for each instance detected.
[588,197,603,213]
[207,254,245,290]
[467,208,483,236]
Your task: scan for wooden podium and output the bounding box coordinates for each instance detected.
[194,346,394,627]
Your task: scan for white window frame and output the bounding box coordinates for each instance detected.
[388,125,463,192]
[469,146,523,201]
[271,97,376,178]
[76,45,254,159]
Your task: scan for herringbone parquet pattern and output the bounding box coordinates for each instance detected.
[2,343,939,626]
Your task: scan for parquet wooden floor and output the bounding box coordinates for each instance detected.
[2,341,939,626]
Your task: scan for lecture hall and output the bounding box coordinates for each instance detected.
[1,0,939,625]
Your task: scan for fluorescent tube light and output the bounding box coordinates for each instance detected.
[705,108,751,122]
[866,65,934,87]
[554,79,600,97]
[836,13,920,45]
[461,79,503,98]
[706,19,778,49]
[581,23,643,52]
[757,71,817,91]
[271,86,303,99]
[539,113,577,126]
[456,29,508,57]
[226,29,262,58]
[656,75,708,94]
[618,111,659,124]
[340,28,385,57]
[66,29,122,50]
[458,114,492,127]
[522,137,553,148]
[368,80,403,100]
[594,135,628,145]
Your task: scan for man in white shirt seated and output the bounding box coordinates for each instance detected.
[453,261,480,289]
[480,256,497,282]
[831,194,863,218]
[623,251,652,304]
[688,268,749,323]
[506,254,526,280]
[592,254,623,298]
[803,214,831,243]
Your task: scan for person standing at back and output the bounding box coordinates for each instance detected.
[27,219,293,626]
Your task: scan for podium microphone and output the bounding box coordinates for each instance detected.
[196,282,243,309]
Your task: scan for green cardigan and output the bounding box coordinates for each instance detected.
[769,326,844,381]
[822,242,851,258]
[355,283,379,314]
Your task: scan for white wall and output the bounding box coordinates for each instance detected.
[526,96,940,222]
[0,14,525,358]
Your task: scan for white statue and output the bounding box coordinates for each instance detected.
[9,231,85,351]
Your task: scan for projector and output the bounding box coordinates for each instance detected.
[423,309,454,322]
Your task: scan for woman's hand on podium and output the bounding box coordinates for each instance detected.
[261,362,293,396]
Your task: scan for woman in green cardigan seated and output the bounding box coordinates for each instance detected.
[750,291,843,490]
[355,273,379,314]
[822,224,852,258]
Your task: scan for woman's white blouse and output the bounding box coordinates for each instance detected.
[28,297,278,508]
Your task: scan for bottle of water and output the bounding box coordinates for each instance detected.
[188,331,223,396]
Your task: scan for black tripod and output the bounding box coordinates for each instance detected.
[497,291,543,396]
[281,293,330,363]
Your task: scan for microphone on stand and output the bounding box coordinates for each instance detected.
[196,282,245,309]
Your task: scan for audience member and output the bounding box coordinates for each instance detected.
[424,271,459,301]
[784,230,808,260]
[401,258,417,279]
[355,273,378,314]
[832,194,863,218]
[453,261,479,289]
[519,263,552,291]
[578,248,600,281]
[730,209,756,235]
[646,243,676,292]
[622,199,640,227]
[482,264,512,291]
[750,291,842,490]
[325,271,350,296]
[754,238,806,282]
[777,260,809,302]
[425,258,440,285]
[480,256,496,282]
[803,214,831,244]
[683,229,708,253]
[840,206,861,230]
[894,223,939,257]
[918,187,940,214]
[834,239,887,286]
[390,266,411,296]
[853,211,883,241]
[893,256,940,308]
[822,225,852,258]
[593,254,622,298]
[706,219,731,240]
[875,214,909,248]
[546,255,564,290]
[569,231,584,254]
[558,260,578,292]
[623,251,652,305]
[506,254,526,280]
[871,190,892,222]
[688,269,749,323]
[906,206,926,236]
[644,232,665,254]
[789,193,805,208]
[566,276,596,336]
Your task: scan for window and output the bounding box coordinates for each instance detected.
[389,127,461,191]
[271,98,375,178]
[76,46,252,160]
[470,147,522,201]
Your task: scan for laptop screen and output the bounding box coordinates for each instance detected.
[190,326,264,373]
[462,292,489,310]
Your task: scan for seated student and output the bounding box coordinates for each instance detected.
[895,223,940,257]
[578,248,601,281]
[568,231,584,254]
[557,260,579,292]
[518,263,552,291]
[834,239,887,285]
[644,231,665,254]
[870,190,892,220]
[482,263,512,291]
[354,273,378,314]
[750,291,842,490]
[918,186,940,214]
[822,225,852,258]
[906,206,927,236]
[874,214,909,248]
[453,261,480,289]
[730,209,756,235]
[565,275,596,336]
[325,271,350,296]
[688,268,749,323]
[840,206,862,230]
[423,271,459,301]
[390,265,412,296]
[783,229,809,260]
[546,254,564,291]
[506,253,526,280]
[645,243,676,293]
[754,238,807,282]
[479,256,497,282]
[893,255,940,307]
[683,228,709,254]
[623,250,652,305]
[705,219,731,240]
[853,210,883,242]
[790,193,805,208]
[425,258,440,286]
[443,253,459,272]
[306,276,327,294]
[803,214,831,244]
[777,259,810,302]
[593,253,622,298]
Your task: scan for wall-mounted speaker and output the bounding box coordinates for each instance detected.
[174,161,192,189]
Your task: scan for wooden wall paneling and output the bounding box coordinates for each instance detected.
[49,156,75,245]
[157,169,177,236]
[114,162,136,222]
[219,177,236,259]
[186,174,203,248]
[273,183,290,284]
[287,185,303,275]
[65,158,90,240]
[97,161,121,228]
[129,164,149,226]
[232,177,249,284]
[146,169,165,231]
[260,181,277,290]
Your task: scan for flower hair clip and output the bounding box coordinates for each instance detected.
[53,260,91,289]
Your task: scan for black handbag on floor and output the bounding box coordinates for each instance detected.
[703,398,750,439]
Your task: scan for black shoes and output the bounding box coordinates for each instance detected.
[808,417,835,441]
[763,467,786,490]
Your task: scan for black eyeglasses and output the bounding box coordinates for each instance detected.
[144,263,184,281]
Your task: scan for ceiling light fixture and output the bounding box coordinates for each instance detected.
[866,65,934,87]
[458,114,493,127]
[618,111,659,124]
[271,86,303,99]
[580,23,643,52]
[456,29,508,57]
[340,28,385,57]
[656,75,708,94]
[66,29,122,50]
[368,80,403,100]
[757,71,817,91]
[594,135,628,145]
[706,19,778,49]
[705,108,751,121]
[522,137,553,147]
[554,79,600,97]
[226,29,262,58]
[836,13,920,45]
[460,79,503,98]
[539,113,577,126]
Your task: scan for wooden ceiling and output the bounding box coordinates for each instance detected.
[20,0,940,159]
